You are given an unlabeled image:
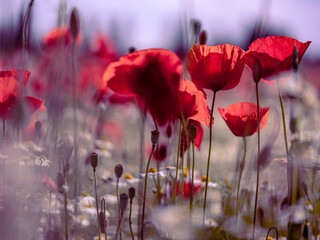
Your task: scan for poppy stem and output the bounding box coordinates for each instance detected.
[64,190,69,240]
[236,136,246,216]
[203,91,216,227]
[94,169,101,240]
[181,145,185,205]
[141,144,156,240]
[173,121,182,204]
[253,82,260,240]
[129,198,135,240]
[190,139,195,211]
[265,226,279,240]
[151,113,161,205]
[116,178,122,240]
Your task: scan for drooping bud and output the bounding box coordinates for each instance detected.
[129,47,136,53]
[128,187,136,200]
[119,193,129,213]
[199,30,207,45]
[35,121,42,136]
[151,130,159,146]
[99,211,106,234]
[57,171,65,194]
[293,45,298,72]
[69,8,80,40]
[252,58,262,83]
[114,164,123,179]
[90,152,98,170]
[189,124,197,141]
[191,19,201,36]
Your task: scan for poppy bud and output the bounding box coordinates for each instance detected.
[69,8,80,40]
[35,121,42,136]
[191,19,201,36]
[57,171,64,194]
[199,30,207,45]
[114,164,123,179]
[252,58,262,83]
[128,187,136,200]
[293,45,298,72]
[119,193,128,213]
[99,211,106,234]
[189,124,197,141]
[90,152,98,170]
[129,47,136,53]
[151,130,159,146]
[290,117,298,134]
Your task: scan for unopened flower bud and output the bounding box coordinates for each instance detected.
[99,211,106,234]
[115,164,123,179]
[191,19,201,36]
[189,124,197,141]
[129,47,136,53]
[69,8,80,40]
[293,45,298,72]
[128,187,136,200]
[119,193,128,213]
[35,121,42,136]
[57,171,64,194]
[252,58,262,83]
[199,30,207,45]
[151,130,159,146]
[90,152,98,170]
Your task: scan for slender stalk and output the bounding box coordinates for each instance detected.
[129,199,135,240]
[151,114,161,205]
[64,192,68,240]
[203,91,216,227]
[138,110,145,240]
[253,82,261,240]
[173,121,182,204]
[115,212,124,240]
[141,145,156,240]
[265,226,279,240]
[190,140,195,211]
[181,146,185,205]
[102,198,107,240]
[116,178,122,240]
[236,136,246,216]
[94,170,101,240]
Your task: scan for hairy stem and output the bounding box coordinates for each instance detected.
[236,136,246,216]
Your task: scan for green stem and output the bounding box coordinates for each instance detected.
[94,170,101,240]
[190,140,195,211]
[253,82,260,240]
[203,91,216,227]
[64,191,69,240]
[129,200,135,240]
[181,146,185,205]
[173,121,182,204]
[236,136,246,216]
[141,144,156,240]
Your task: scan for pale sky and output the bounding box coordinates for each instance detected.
[1,0,319,58]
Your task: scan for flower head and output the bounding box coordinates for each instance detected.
[104,49,182,125]
[218,102,269,137]
[186,44,245,92]
[245,36,311,80]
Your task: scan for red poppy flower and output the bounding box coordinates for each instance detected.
[177,79,212,127]
[218,102,269,137]
[173,180,203,199]
[152,144,167,162]
[186,44,245,92]
[103,49,182,126]
[245,36,311,80]
[0,70,46,120]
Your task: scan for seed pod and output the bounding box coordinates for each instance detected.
[57,171,64,194]
[199,30,207,45]
[151,130,159,146]
[129,47,136,53]
[35,121,42,136]
[114,164,123,179]
[69,8,80,40]
[90,152,98,170]
[99,211,106,234]
[252,58,262,83]
[128,187,136,200]
[119,193,129,213]
[189,124,197,141]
